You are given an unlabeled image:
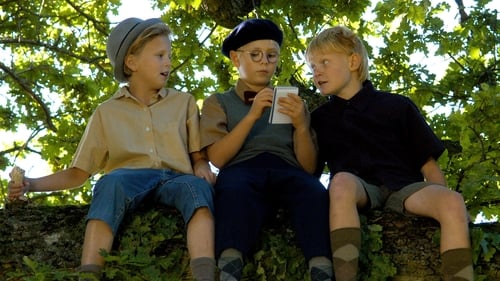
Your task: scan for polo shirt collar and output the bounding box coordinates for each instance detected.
[329,80,375,111]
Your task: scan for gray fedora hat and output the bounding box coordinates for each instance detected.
[106,17,163,82]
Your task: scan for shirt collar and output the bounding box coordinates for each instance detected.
[112,86,168,100]
[330,80,375,111]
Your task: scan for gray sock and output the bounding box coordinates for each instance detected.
[309,256,333,281]
[218,257,243,281]
[77,264,102,281]
[218,249,243,281]
[190,257,216,281]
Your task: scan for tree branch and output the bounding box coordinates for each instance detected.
[0,61,57,132]
[0,38,108,72]
[454,0,469,23]
[172,24,218,73]
[63,0,110,35]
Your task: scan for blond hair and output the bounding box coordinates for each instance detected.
[306,26,370,81]
[123,23,172,78]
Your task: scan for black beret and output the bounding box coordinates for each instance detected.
[222,18,283,57]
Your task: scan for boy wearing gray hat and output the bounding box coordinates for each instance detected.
[200,18,333,281]
[8,17,217,281]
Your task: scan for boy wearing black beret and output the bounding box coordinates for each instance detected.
[200,19,333,281]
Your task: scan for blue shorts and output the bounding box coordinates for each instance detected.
[86,168,214,235]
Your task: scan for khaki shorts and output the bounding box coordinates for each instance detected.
[359,178,435,216]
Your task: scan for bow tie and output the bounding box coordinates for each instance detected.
[244,91,257,104]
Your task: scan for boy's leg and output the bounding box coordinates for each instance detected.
[187,207,214,258]
[211,163,271,281]
[329,228,360,281]
[328,172,370,281]
[80,168,163,280]
[155,173,216,281]
[78,219,114,280]
[279,170,332,281]
[403,184,473,281]
[441,248,473,281]
[187,207,216,281]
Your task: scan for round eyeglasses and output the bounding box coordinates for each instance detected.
[236,49,280,63]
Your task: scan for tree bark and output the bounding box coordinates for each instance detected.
[201,0,261,28]
[1,204,498,280]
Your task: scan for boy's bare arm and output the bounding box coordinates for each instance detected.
[7,167,90,200]
[293,125,318,174]
[284,94,316,174]
[420,157,447,186]
[207,90,273,168]
[206,114,256,168]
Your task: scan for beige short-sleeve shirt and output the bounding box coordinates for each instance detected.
[71,87,200,175]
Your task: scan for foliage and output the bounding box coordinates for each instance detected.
[5,256,78,281]
[102,208,190,281]
[5,206,456,280]
[359,216,397,281]
[242,214,309,280]
[470,226,500,281]
[0,1,499,278]
[7,205,498,280]
[1,0,498,219]
[0,0,498,235]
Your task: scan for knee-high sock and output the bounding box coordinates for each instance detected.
[330,228,361,281]
[441,248,474,281]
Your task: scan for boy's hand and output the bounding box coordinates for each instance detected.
[247,88,273,121]
[193,159,217,186]
[278,93,308,129]
[8,166,29,201]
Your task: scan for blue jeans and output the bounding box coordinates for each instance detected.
[214,153,331,261]
[87,168,214,235]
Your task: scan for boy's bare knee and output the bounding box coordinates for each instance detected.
[435,191,469,223]
[329,172,358,196]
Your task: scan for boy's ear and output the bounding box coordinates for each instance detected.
[229,50,241,67]
[349,53,361,71]
[125,54,137,72]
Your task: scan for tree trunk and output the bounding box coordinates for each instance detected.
[1,203,498,280]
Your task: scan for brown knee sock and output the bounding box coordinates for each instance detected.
[330,228,361,281]
[441,248,474,281]
[190,257,216,281]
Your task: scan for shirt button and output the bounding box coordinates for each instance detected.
[145,127,150,132]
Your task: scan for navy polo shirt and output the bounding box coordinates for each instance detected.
[311,80,445,190]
